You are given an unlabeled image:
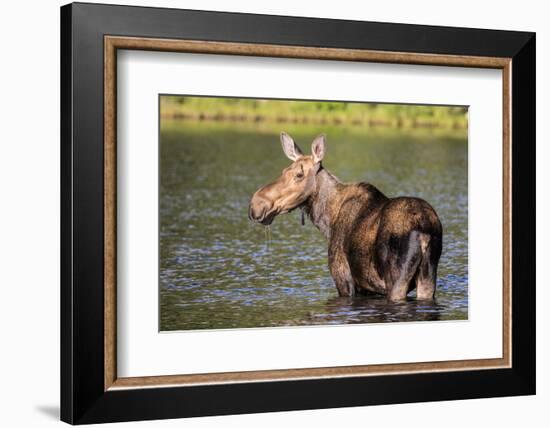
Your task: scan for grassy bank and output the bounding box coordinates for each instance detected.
[160,96,468,130]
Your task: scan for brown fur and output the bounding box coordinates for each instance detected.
[249,133,442,301]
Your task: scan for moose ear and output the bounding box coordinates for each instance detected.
[311,134,326,164]
[280,132,303,161]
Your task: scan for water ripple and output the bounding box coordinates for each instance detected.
[160,124,468,330]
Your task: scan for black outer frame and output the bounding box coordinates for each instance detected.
[60,2,535,424]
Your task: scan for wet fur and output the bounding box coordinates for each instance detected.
[303,168,442,300]
[249,133,443,301]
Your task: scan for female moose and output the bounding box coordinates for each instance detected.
[249,133,442,301]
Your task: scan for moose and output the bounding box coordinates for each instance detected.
[249,133,443,301]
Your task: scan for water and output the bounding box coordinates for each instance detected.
[160,121,468,331]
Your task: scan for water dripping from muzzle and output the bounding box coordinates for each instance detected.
[264,225,272,252]
[264,225,274,285]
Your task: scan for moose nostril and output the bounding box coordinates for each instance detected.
[250,205,265,221]
[248,205,256,221]
[249,196,271,221]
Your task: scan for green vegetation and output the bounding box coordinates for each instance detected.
[160,95,468,130]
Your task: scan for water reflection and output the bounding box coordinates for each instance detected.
[320,296,443,324]
[159,122,468,331]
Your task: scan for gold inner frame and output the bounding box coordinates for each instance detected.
[104,35,512,391]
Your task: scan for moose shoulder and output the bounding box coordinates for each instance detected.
[249,132,443,301]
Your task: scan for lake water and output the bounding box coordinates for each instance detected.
[159,121,468,331]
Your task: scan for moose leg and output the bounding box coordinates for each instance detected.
[415,236,440,300]
[328,250,356,297]
[416,268,436,300]
[383,232,424,301]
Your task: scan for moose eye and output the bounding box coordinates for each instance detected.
[295,172,304,180]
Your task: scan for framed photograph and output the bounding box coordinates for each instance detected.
[60,2,535,424]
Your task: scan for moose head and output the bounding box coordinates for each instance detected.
[249,132,326,225]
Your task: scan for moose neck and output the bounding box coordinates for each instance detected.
[303,167,342,240]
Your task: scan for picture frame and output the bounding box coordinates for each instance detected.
[60,2,535,424]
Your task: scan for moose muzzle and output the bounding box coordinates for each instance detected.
[248,190,276,225]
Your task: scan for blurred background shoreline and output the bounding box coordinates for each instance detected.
[160,95,468,130]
